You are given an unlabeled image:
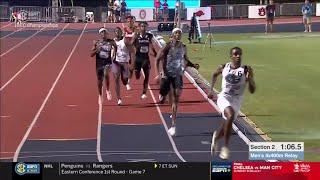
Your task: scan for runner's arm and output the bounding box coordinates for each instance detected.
[208,64,224,98]
[150,35,157,57]
[90,40,98,57]
[183,45,199,69]
[155,47,165,75]
[245,66,256,94]
[111,41,117,61]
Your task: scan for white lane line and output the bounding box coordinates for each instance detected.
[96,100,103,162]
[143,72,186,162]
[0,27,25,39]
[0,22,13,30]
[0,24,69,91]
[12,23,88,162]
[1,27,46,57]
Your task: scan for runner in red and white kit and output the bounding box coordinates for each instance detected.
[123,16,138,90]
[112,27,131,105]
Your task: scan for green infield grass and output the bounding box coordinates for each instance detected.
[180,32,320,161]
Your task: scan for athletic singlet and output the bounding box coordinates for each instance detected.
[96,39,113,67]
[165,41,186,77]
[114,38,130,63]
[124,26,136,38]
[134,32,153,58]
[220,62,246,98]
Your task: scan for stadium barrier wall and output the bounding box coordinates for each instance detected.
[0,4,9,21]
[9,6,85,22]
[131,9,154,21]
[1,3,319,22]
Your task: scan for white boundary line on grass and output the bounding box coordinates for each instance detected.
[13,23,88,162]
[1,27,46,57]
[0,24,69,91]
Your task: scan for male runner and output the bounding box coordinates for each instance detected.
[90,28,116,104]
[208,47,256,160]
[131,22,157,99]
[155,28,199,136]
[112,27,131,105]
[123,16,138,90]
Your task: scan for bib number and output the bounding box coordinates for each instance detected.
[99,51,109,59]
[140,46,149,53]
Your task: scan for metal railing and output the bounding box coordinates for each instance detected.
[9,6,85,22]
[211,4,255,19]
[1,3,318,22]
[11,6,44,22]
[0,5,10,21]
[47,6,86,22]
[280,3,317,16]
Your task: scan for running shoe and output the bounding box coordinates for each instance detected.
[141,94,147,99]
[106,90,112,101]
[117,99,122,106]
[126,84,131,91]
[158,94,165,104]
[219,146,230,160]
[168,126,176,137]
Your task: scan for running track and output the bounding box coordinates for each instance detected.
[2,18,317,162]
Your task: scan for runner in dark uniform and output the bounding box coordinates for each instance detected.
[90,28,116,104]
[265,0,276,33]
[131,21,157,99]
[155,28,199,136]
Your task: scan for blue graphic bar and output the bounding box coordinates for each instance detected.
[249,151,304,161]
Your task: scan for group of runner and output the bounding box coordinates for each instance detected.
[91,16,256,160]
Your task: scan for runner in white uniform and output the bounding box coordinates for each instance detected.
[208,47,256,160]
[112,27,131,105]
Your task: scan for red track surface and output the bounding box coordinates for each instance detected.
[1,22,218,160]
[3,15,318,160]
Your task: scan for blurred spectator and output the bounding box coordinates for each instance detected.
[10,11,17,22]
[121,0,127,22]
[162,0,169,22]
[302,0,312,32]
[154,0,161,21]
[188,13,197,43]
[107,0,114,22]
[265,0,275,33]
[113,0,121,22]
